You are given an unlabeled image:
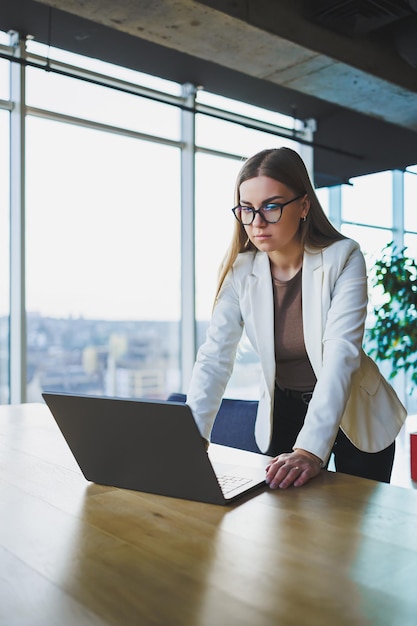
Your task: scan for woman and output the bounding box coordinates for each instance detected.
[187,147,406,489]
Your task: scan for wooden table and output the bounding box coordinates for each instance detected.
[1,403,417,626]
[391,413,417,489]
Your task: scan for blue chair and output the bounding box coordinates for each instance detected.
[167,393,260,453]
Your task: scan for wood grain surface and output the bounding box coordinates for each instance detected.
[1,403,416,626]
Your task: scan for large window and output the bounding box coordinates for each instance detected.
[341,171,393,267]
[0,31,9,100]
[22,38,185,402]
[25,116,181,400]
[3,32,307,403]
[0,34,10,402]
[26,66,180,141]
[2,30,417,413]
[339,169,417,412]
[194,93,302,398]
[0,110,10,403]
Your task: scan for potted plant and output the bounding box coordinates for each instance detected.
[366,242,417,393]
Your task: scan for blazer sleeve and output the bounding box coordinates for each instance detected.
[186,269,245,441]
[294,241,369,462]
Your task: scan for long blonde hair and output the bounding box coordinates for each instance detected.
[215,147,345,301]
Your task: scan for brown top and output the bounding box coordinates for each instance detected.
[273,268,317,392]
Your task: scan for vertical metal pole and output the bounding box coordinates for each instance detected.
[392,169,404,250]
[180,83,197,391]
[391,169,406,405]
[328,185,342,230]
[9,32,27,403]
[298,118,316,184]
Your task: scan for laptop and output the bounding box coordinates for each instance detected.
[42,392,268,505]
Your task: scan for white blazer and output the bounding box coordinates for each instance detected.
[186,238,407,463]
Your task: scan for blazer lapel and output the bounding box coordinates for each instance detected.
[302,248,324,377]
[247,253,276,394]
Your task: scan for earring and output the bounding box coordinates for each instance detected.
[302,216,307,222]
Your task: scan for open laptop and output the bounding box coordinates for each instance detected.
[42,392,268,505]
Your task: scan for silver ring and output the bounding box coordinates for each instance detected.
[293,466,300,470]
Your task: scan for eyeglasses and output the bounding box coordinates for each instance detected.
[232,195,303,225]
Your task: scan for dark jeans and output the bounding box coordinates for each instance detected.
[267,385,395,484]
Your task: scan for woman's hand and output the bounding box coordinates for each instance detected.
[265,449,322,489]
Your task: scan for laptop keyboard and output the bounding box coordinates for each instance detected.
[217,474,252,495]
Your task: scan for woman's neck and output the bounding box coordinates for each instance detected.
[268,249,303,282]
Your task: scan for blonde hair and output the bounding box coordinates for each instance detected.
[215,147,345,302]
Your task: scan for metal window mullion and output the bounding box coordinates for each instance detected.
[180,83,197,391]
[4,47,312,149]
[27,105,184,149]
[9,32,26,403]
[391,169,407,406]
[195,102,301,140]
[0,43,15,55]
[328,185,342,230]
[0,99,13,112]
[25,51,183,109]
[297,118,316,182]
[392,169,404,249]
[196,145,247,161]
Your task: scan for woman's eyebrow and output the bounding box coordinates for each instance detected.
[240,195,284,205]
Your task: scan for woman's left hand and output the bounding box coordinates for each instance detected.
[265,449,322,489]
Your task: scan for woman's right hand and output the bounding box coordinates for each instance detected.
[265,449,321,489]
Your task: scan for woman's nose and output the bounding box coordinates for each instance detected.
[252,211,266,227]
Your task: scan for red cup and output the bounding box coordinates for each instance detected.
[411,433,417,482]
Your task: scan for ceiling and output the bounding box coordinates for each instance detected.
[2,0,417,187]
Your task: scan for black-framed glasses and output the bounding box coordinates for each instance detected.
[232,195,303,225]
